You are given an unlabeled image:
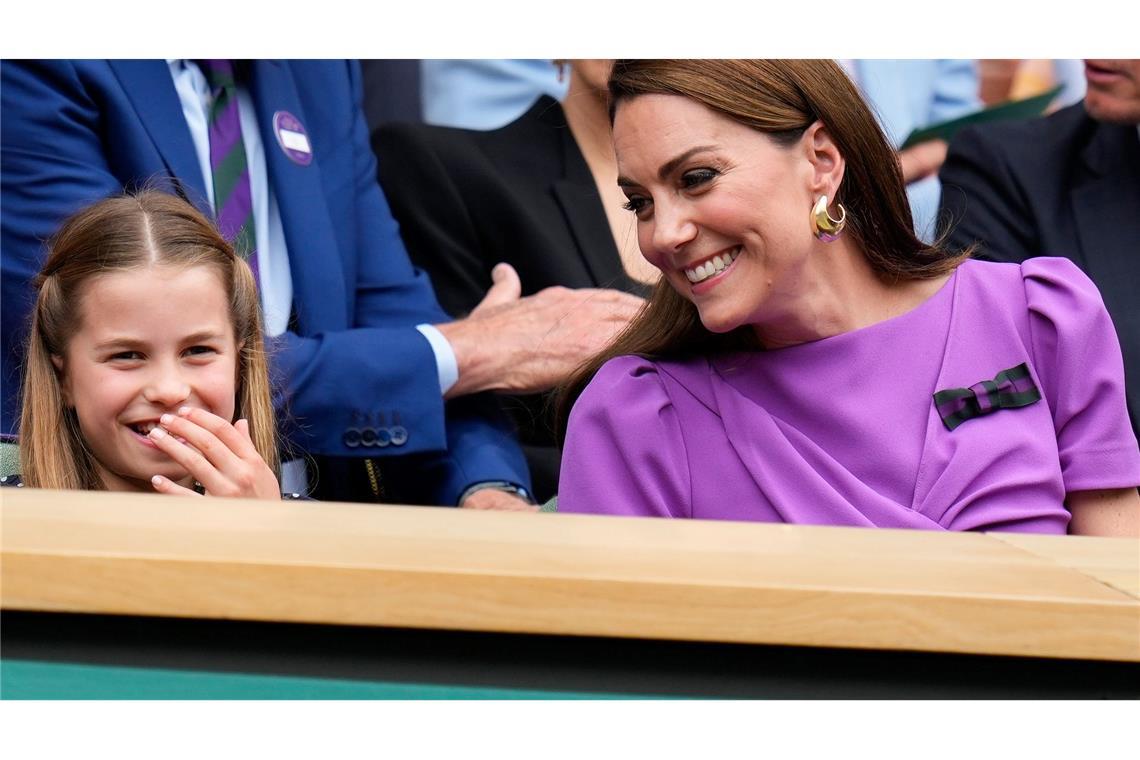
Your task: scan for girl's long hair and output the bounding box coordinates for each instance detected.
[556,59,970,443]
[20,190,278,489]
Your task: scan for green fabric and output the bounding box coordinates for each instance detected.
[0,659,643,700]
[539,495,558,513]
[0,441,19,478]
[210,144,249,204]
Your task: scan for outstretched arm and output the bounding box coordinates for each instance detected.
[436,263,644,398]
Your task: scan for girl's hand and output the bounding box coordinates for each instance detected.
[147,407,280,500]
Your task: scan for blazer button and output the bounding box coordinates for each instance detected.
[375,427,392,447]
[390,426,408,446]
[343,427,362,448]
[360,427,378,447]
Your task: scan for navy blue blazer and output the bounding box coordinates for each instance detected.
[0,59,528,504]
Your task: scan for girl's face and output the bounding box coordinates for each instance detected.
[613,94,827,336]
[55,264,240,492]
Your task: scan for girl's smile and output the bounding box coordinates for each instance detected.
[54,264,239,492]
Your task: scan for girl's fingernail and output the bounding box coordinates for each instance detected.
[149,427,167,439]
[151,475,163,485]
[160,413,174,425]
[178,406,192,417]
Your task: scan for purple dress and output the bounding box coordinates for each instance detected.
[559,258,1140,532]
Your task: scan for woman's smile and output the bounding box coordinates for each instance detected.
[683,246,741,286]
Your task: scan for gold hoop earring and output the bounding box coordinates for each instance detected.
[811,194,846,242]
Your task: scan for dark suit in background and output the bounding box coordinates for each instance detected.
[360,59,422,131]
[373,95,650,499]
[938,102,1140,438]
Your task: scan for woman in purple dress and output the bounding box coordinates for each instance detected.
[556,60,1139,535]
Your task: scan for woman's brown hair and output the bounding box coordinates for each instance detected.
[557,59,969,442]
[20,190,278,489]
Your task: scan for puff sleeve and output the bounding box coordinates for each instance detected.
[1023,257,1140,493]
[558,356,692,518]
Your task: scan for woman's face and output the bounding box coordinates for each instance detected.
[614,94,827,335]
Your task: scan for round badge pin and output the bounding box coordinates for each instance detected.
[273,110,313,166]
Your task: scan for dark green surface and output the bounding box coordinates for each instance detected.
[8,611,1139,699]
[0,659,637,700]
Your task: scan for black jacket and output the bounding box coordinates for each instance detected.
[373,96,650,499]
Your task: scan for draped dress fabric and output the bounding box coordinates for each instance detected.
[559,258,1140,532]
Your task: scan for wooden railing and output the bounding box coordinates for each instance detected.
[2,488,1137,661]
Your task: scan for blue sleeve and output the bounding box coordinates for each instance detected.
[1,60,138,436]
[276,61,530,503]
[928,59,982,123]
[909,60,981,242]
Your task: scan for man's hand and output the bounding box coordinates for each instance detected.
[435,263,645,397]
[461,488,539,512]
[898,139,949,184]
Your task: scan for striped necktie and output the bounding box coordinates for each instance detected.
[197,59,259,283]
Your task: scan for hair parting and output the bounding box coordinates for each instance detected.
[19,190,279,488]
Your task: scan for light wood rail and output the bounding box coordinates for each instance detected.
[990,532,1140,599]
[2,488,1138,661]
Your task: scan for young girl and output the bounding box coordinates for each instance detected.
[14,191,282,499]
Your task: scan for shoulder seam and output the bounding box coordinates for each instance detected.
[653,366,694,519]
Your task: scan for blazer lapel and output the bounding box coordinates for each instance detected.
[547,104,629,291]
[247,60,347,333]
[107,60,209,210]
[552,178,626,289]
